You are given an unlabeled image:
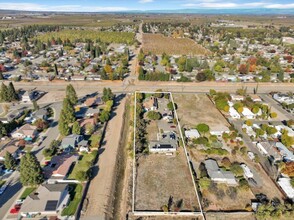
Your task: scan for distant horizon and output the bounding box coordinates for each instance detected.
[0,1,294,13]
[1,8,294,15]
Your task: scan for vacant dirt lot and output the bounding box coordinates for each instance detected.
[135,148,199,211]
[142,34,211,55]
[173,94,230,130]
[129,215,203,220]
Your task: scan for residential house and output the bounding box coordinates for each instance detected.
[32,108,48,120]
[78,118,97,134]
[143,97,158,111]
[0,145,18,161]
[11,124,38,140]
[229,107,240,119]
[185,129,200,139]
[256,142,282,162]
[20,184,70,217]
[249,94,262,102]
[61,134,84,151]
[240,164,254,178]
[204,159,238,185]
[84,97,102,107]
[22,91,33,103]
[275,142,294,162]
[277,178,294,202]
[44,154,79,180]
[231,94,244,101]
[149,132,177,153]
[242,107,255,119]
[210,125,230,136]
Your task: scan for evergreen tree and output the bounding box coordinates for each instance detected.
[0,71,3,80]
[72,121,81,135]
[20,152,44,186]
[102,88,114,102]
[0,121,6,137]
[66,84,78,105]
[58,110,70,136]
[4,151,17,170]
[7,82,18,101]
[0,82,8,102]
[62,98,75,123]
[54,64,59,76]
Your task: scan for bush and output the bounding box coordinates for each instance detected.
[221,157,231,168]
[230,162,244,177]
[199,162,208,178]
[193,137,209,146]
[204,148,229,156]
[146,111,161,120]
[239,178,250,190]
[199,177,211,190]
[75,170,89,181]
[270,112,277,118]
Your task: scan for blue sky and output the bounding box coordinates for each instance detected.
[0,0,293,11]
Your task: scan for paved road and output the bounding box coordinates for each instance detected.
[259,94,293,120]
[0,172,22,220]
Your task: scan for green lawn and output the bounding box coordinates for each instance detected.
[61,184,83,216]
[20,187,36,200]
[89,133,102,148]
[68,151,97,180]
[0,180,6,187]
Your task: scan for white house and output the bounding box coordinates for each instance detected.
[229,107,240,119]
[210,125,230,136]
[242,107,255,119]
[241,164,254,178]
[231,94,244,101]
[185,129,200,139]
[275,142,294,162]
[277,178,294,201]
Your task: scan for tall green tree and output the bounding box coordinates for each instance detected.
[7,82,18,101]
[62,98,75,123]
[4,151,17,170]
[72,121,81,135]
[0,82,8,102]
[66,84,78,105]
[58,109,71,136]
[102,88,114,102]
[20,152,44,186]
[0,71,3,80]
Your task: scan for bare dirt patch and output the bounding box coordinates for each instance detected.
[142,34,211,56]
[173,94,230,129]
[135,148,199,212]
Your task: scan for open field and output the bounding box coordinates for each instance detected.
[129,215,203,220]
[173,94,230,130]
[35,29,135,44]
[135,148,199,211]
[142,34,211,55]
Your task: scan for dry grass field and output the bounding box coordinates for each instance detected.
[129,215,203,220]
[135,148,199,212]
[142,34,211,56]
[173,94,230,130]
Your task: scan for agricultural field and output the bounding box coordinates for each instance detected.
[35,29,135,45]
[135,148,200,211]
[173,94,230,130]
[142,34,211,55]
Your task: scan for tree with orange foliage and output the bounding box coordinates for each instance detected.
[239,64,248,74]
[104,64,113,74]
[281,162,294,177]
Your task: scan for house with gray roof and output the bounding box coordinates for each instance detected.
[149,132,178,153]
[61,134,84,151]
[204,159,238,185]
[20,183,70,217]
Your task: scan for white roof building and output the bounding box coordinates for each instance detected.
[241,164,254,178]
[275,142,294,162]
[185,129,200,139]
[229,107,240,119]
[277,178,294,201]
[242,107,255,119]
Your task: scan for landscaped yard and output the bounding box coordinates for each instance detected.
[20,187,36,200]
[68,151,97,180]
[62,184,83,216]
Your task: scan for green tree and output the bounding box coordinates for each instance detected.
[20,152,44,186]
[147,111,161,120]
[62,98,75,123]
[0,71,4,80]
[102,88,114,102]
[66,84,78,105]
[100,110,110,123]
[230,163,244,177]
[32,100,39,111]
[72,121,81,135]
[167,102,176,111]
[4,151,17,170]
[0,82,8,102]
[7,82,18,101]
[196,123,210,135]
[58,110,71,136]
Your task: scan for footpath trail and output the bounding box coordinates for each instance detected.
[82,96,126,220]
